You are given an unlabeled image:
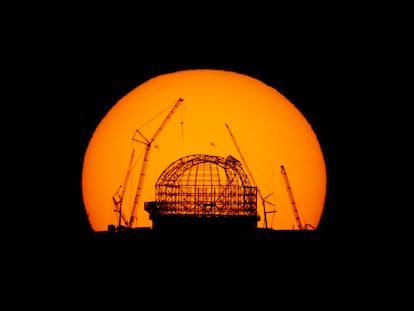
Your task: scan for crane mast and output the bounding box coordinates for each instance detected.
[225,123,275,229]
[112,148,136,229]
[280,165,304,230]
[128,97,184,228]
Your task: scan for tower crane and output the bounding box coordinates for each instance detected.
[225,123,276,229]
[112,149,135,230]
[128,97,184,228]
[280,165,303,230]
[280,165,315,230]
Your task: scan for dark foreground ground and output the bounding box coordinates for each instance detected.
[43,224,358,259]
[17,225,384,309]
[62,226,346,266]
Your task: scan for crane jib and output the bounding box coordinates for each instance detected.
[128,97,184,229]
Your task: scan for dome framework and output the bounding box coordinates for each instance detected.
[144,154,259,230]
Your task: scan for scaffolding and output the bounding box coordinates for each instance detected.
[144,154,259,229]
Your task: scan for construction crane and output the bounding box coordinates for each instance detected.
[280,165,315,230]
[280,165,302,230]
[225,123,276,229]
[128,97,184,228]
[112,149,135,230]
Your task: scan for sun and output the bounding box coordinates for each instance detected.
[81,69,327,232]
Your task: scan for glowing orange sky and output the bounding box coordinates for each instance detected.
[82,69,327,232]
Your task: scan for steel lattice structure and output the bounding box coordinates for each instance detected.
[144,154,258,220]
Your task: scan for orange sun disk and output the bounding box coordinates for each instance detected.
[82,69,327,232]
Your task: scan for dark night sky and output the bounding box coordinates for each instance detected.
[7,5,404,306]
[22,6,378,259]
[12,7,396,304]
[47,35,356,243]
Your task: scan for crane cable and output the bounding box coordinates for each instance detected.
[181,100,185,140]
[137,102,176,129]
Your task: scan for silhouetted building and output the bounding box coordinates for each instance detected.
[144,154,259,232]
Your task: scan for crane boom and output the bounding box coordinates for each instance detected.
[128,97,184,228]
[225,123,275,229]
[280,165,304,230]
